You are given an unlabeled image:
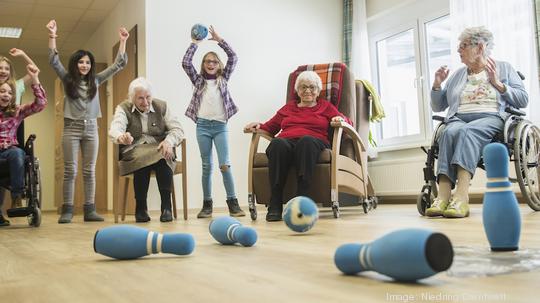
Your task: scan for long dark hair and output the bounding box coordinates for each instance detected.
[0,81,17,117]
[65,50,97,100]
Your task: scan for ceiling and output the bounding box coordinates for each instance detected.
[0,0,122,57]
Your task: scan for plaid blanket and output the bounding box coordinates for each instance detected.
[288,63,345,107]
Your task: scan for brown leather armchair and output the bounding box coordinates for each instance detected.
[245,63,376,220]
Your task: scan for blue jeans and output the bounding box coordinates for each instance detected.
[62,118,99,206]
[437,113,504,184]
[196,118,236,200]
[0,147,25,199]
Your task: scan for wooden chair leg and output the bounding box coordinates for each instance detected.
[182,170,188,220]
[122,177,129,221]
[171,179,178,219]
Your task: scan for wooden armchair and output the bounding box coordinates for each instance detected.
[245,63,376,219]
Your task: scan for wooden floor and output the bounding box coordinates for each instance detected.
[1,204,539,303]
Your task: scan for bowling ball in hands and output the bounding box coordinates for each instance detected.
[283,196,319,233]
[191,23,208,40]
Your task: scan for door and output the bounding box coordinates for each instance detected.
[112,25,138,216]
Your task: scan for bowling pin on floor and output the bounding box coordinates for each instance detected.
[94,225,195,260]
[334,228,454,282]
[209,216,257,247]
[482,143,521,251]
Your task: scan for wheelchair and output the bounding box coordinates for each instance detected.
[417,107,540,215]
[0,122,43,227]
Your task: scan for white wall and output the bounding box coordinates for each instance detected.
[146,0,342,209]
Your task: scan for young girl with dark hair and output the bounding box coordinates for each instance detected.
[46,19,129,223]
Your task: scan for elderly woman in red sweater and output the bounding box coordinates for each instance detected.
[244,71,351,221]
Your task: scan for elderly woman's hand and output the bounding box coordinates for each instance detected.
[433,65,449,89]
[486,57,506,93]
[243,122,260,133]
[331,116,345,123]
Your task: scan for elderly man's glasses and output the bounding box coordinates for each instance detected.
[299,85,317,92]
[204,59,219,65]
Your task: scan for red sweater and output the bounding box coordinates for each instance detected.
[259,99,352,145]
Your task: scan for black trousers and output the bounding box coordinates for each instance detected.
[133,159,173,213]
[265,136,328,210]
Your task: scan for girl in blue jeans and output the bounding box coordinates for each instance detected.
[182,25,244,218]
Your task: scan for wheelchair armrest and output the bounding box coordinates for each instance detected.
[505,107,526,116]
[432,115,445,122]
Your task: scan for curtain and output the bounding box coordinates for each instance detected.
[343,0,353,67]
[450,0,540,124]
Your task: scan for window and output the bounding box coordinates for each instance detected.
[369,7,450,150]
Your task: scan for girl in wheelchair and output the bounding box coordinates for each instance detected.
[427,26,527,218]
[0,64,47,226]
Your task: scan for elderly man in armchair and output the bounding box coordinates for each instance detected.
[109,77,184,222]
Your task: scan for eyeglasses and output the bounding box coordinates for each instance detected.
[204,59,219,65]
[299,85,317,92]
[458,42,476,50]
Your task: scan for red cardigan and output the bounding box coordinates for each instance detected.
[259,99,352,145]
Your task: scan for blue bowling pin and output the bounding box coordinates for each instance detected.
[334,228,454,281]
[94,225,195,260]
[209,216,257,247]
[482,143,521,251]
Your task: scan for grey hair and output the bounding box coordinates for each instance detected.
[458,26,494,58]
[128,77,152,101]
[294,71,323,93]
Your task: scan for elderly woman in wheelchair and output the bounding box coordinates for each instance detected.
[244,71,351,221]
[426,26,528,218]
[0,64,47,227]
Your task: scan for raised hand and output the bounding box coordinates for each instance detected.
[486,57,506,93]
[26,64,40,84]
[208,25,223,43]
[46,20,57,35]
[118,132,134,145]
[433,65,450,89]
[9,48,25,57]
[119,27,129,42]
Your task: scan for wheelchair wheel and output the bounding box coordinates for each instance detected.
[514,123,540,211]
[416,191,434,216]
[28,207,41,227]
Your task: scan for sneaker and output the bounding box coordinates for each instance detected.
[425,198,449,217]
[443,198,470,218]
[197,199,213,218]
[226,198,246,217]
[0,214,10,227]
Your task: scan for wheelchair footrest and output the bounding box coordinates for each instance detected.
[7,207,33,218]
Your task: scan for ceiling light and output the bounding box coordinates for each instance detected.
[0,27,22,38]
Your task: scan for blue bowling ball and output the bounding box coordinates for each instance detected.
[283,196,318,233]
[191,23,208,40]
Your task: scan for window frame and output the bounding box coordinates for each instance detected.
[367,0,449,152]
